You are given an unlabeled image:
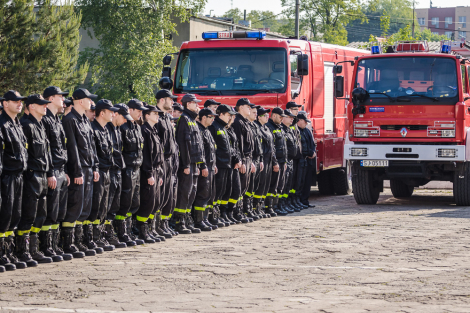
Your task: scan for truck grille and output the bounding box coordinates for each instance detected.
[380,125,428,131]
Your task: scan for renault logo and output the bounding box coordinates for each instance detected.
[400,127,408,137]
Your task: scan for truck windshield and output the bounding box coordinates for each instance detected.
[174,48,287,94]
[355,57,459,103]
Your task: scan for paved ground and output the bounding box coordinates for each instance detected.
[1,188,470,313]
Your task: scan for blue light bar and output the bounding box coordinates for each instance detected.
[202,32,218,40]
[441,44,451,53]
[371,45,381,54]
[246,31,266,39]
[201,31,266,40]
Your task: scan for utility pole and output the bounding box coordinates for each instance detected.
[412,0,415,38]
[295,0,300,38]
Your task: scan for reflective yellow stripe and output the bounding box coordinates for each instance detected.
[0,233,4,238]
[194,206,205,211]
[186,208,192,213]
[31,227,41,233]
[161,215,169,219]
[104,220,111,225]
[228,198,238,204]
[83,220,91,225]
[126,213,132,217]
[93,219,100,225]
[41,225,51,231]
[213,201,218,205]
[253,194,263,199]
[115,215,126,220]
[62,222,76,227]
[220,200,228,205]
[217,130,225,135]
[245,192,252,197]
[5,231,14,237]
[51,224,59,230]
[266,193,275,197]
[283,194,288,198]
[149,214,155,219]
[273,129,281,133]
[17,230,30,236]
[290,126,295,130]
[169,213,172,219]
[75,221,83,225]
[262,195,266,199]
[174,208,186,213]
[136,216,148,222]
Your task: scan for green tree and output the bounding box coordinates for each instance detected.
[248,10,280,32]
[0,0,88,95]
[77,0,206,104]
[223,8,243,24]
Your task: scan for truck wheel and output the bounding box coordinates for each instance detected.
[332,168,351,195]
[318,170,335,195]
[352,166,381,204]
[454,163,470,206]
[390,179,414,198]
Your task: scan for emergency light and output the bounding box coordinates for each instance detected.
[440,40,452,54]
[202,31,266,40]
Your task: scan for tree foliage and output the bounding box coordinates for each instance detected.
[0,0,88,95]
[77,0,206,104]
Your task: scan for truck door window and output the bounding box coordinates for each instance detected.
[290,54,301,92]
[462,65,468,94]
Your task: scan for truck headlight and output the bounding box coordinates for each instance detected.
[351,148,368,156]
[437,148,457,158]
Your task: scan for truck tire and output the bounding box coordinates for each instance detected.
[332,168,351,195]
[318,170,335,195]
[352,166,381,204]
[454,163,470,206]
[390,179,414,198]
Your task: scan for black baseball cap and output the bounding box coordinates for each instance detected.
[156,89,178,100]
[284,109,296,117]
[72,88,98,100]
[286,102,301,109]
[217,104,237,115]
[43,86,69,99]
[173,103,184,112]
[257,107,270,116]
[236,98,254,108]
[95,99,119,112]
[199,108,218,119]
[90,103,96,110]
[25,94,51,107]
[143,104,163,114]
[271,107,286,117]
[204,99,221,108]
[127,99,148,111]
[64,97,73,107]
[114,103,133,121]
[297,112,311,123]
[181,94,201,103]
[3,90,27,101]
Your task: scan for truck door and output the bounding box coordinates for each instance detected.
[323,62,335,133]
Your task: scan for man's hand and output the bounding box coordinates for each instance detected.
[159,178,163,186]
[66,174,70,186]
[184,167,190,175]
[260,162,264,172]
[214,166,218,174]
[234,162,242,170]
[284,163,287,171]
[308,152,316,159]
[273,164,280,172]
[93,171,100,182]
[202,168,209,177]
[47,176,57,189]
[251,163,256,173]
[74,176,84,185]
[148,177,155,186]
[240,164,246,174]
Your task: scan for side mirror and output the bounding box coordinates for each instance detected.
[162,66,171,79]
[333,65,343,74]
[297,54,309,76]
[163,55,172,66]
[335,76,344,98]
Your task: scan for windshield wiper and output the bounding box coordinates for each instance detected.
[396,94,439,102]
[234,89,277,95]
[186,90,222,95]
[368,92,395,102]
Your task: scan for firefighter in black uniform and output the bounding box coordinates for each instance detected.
[89,99,120,252]
[154,89,178,239]
[42,86,75,261]
[266,107,288,216]
[62,88,100,257]
[19,94,54,264]
[114,99,147,246]
[208,104,236,227]
[193,108,218,231]
[253,107,277,217]
[280,109,298,214]
[174,94,205,234]
[135,105,164,243]
[232,98,255,223]
[297,113,316,207]
[104,103,128,248]
[0,91,28,270]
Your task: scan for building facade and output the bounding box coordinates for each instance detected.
[416,6,470,40]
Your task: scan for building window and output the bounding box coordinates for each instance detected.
[418,18,425,26]
[432,17,439,28]
[459,16,467,28]
[445,31,453,39]
[432,32,439,35]
[445,17,452,28]
[459,31,467,39]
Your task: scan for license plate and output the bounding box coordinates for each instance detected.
[361,160,389,167]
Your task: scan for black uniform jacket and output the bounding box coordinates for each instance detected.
[281,123,297,161]
[0,111,27,174]
[255,120,276,165]
[208,117,231,169]
[175,108,205,168]
[226,126,241,168]
[249,121,263,163]
[21,114,52,173]
[91,120,114,171]
[43,109,67,176]
[300,127,316,165]
[197,121,216,171]
[266,119,287,164]
[120,120,144,169]
[156,111,177,158]
[141,122,164,179]
[106,122,125,170]
[232,114,254,164]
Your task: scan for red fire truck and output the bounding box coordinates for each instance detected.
[160,31,368,195]
[338,40,470,205]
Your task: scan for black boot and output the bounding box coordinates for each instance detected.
[219,206,233,226]
[114,220,136,247]
[52,228,72,260]
[194,210,212,231]
[226,207,241,224]
[93,224,115,251]
[74,225,96,256]
[265,197,277,217]
[104,222,127,248]
[60,227,85,258]
[0,238,16,271]
[211,205,225,227]
[39,230,63,262]
[4,236,27,269]
[244,198,259,221]
[174,213,191,234]
[290,197,301,212]
[186,212,201,233]
[283,197,295,214]
[136,222,156,243]
[252,199,263,219]
[150,214,166,241]
[164,219,178,236]
[29,232,53,264]
[15,234,38,267]
[295,195,308,209]
[259,200,270,218]
[126,218,144,245]
[204,207,217,230]
[155,216,172,239]
[273,198,287,216]
[233,203,249,223]
[83,224,104,254]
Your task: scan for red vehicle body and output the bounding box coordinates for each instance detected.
[340,41,470,204]
[164,33,368,194]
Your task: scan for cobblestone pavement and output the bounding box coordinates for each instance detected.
[1,188,470,313]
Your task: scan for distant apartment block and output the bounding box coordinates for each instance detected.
[416,6,469,40]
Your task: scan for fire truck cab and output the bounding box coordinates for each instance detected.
[338,40,470,205]
[161,31,368,196]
